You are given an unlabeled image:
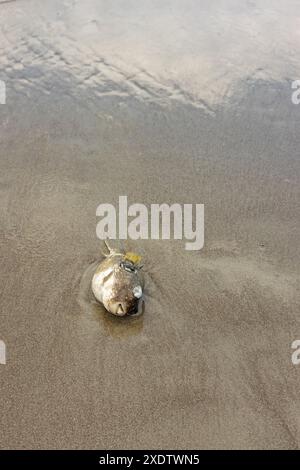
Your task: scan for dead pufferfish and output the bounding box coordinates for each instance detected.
[92,242,144,317]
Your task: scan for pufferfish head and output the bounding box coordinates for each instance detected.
[92,252,144,317]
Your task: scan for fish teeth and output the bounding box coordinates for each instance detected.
[116,304,124,314]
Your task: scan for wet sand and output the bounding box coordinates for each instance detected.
[0,0,300,449]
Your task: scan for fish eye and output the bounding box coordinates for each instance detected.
[120,261,136,273]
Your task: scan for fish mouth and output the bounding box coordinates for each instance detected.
[109,299,145,317]
[127,299,145,317]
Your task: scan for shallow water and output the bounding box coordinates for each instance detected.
[0,0,300,449]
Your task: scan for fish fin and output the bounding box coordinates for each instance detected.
[104,239,120,255]
[124,252,142,265]
[101,249,109,258]
[100,240,114,257]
